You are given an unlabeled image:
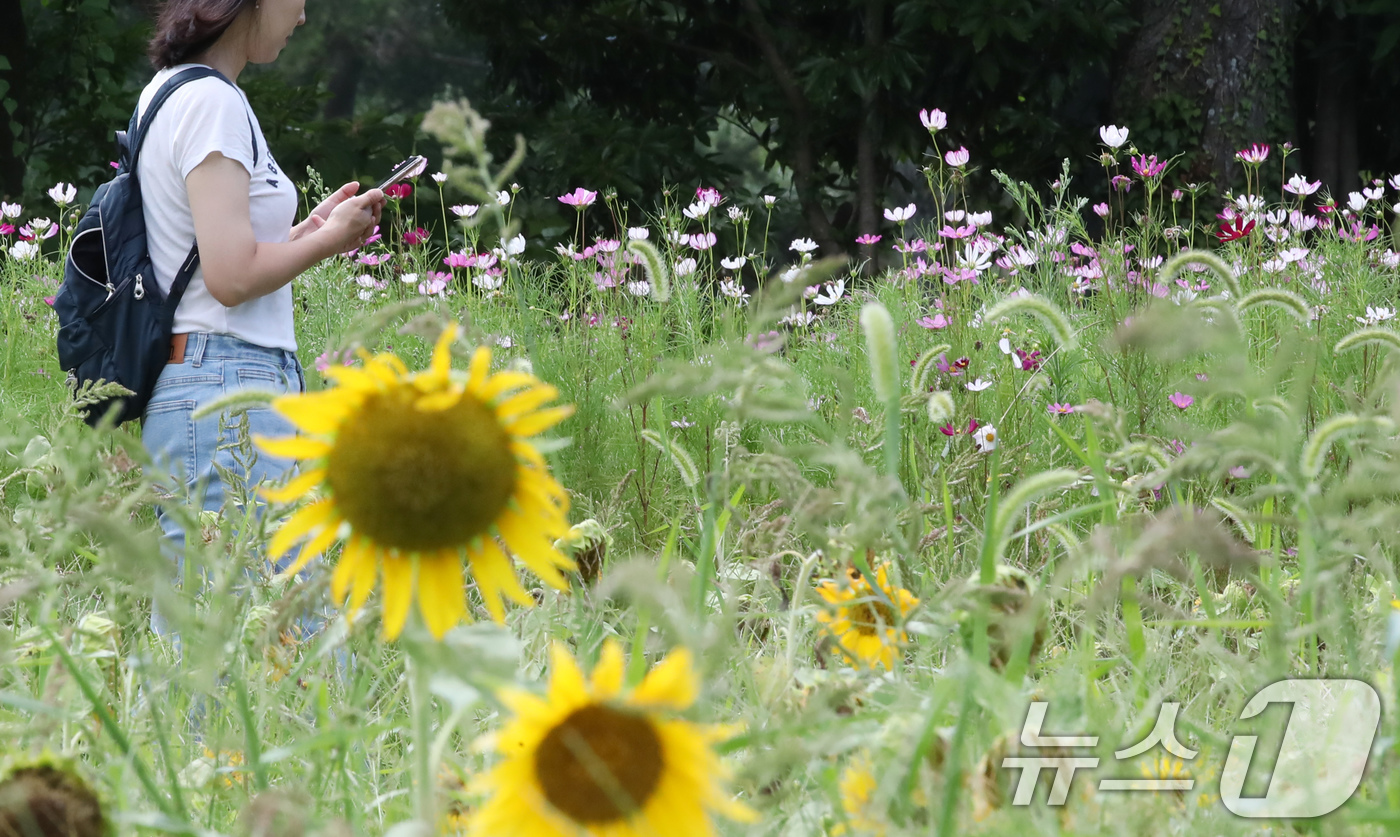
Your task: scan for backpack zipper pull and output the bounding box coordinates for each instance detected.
[134,273,145,300]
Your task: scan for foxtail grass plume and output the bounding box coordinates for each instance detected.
[255,324,577,639]
[860,303,899,402]
[468,641,757,836]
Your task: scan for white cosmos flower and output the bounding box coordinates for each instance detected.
[47,183,77,206]
[719,278,749,301]
[358,288,374,301]
[727,206,744,221]
[762,195,778,207]
[496,190,511,206]
[945,209,966,222]
[10,240,40,260]
[998,337,1013,355]
[431,172,448,183]
[790,238,818,254]
[505,234,526,255]
[1348,192,1369,212]
[1364,186,1385,202]
[627,227,649,240]
[473,273,505,290]
[973,423,998,452]
[1381,250,1400,269]
[968,210,992,227]
[495,335,514,348]
[451,204,479,218]
[688,231,717,250]
[781,308,816,327]
[812,279,845,306]
[883,203,916,223]
[626,280,652,297]
[1099,125,1129,148]
[966,378,993,392]
[400,272,419,285]
[683,201,710,220]
[1356,305,1397,326]
[675,257,698,277]
[0,202,20,218]
[721,255,747,270]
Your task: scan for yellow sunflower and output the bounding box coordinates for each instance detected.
[815,563,919,670]
[255,324,576,639]
[831,753,886,837]
[468,641,757,837]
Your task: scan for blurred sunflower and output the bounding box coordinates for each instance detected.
[468,641,757,836]
[815,563,919,669]
[831,753,887,836]
[255,324,576,639]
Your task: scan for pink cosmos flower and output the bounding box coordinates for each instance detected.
[938,224,975,240]
[1284,174,1321,197]
[356,253,391,266]
[1093,203,1109,218]
[443,251,477,269]
[945,147,970,168]
[1235,143,1270,165]
[939,418,981,436]
[402,226,430,245]
[916,313,950,330]
[1169,392,1194,410]
[1131,154,1166,178]
[855,234,882,245]
[688,231,717,250]
[695,186,723,207]
[558,188,598,208]
[1047,403,1075,415]
[0,224,12,236]
[919,108,947,131]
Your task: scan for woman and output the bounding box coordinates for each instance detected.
[139,0,385,636]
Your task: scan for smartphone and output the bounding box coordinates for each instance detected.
[376,155,428,191]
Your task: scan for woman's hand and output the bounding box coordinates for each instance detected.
[290,182,386,245]
[315,188,385,256]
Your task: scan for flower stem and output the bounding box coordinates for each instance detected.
[408,654,437,827]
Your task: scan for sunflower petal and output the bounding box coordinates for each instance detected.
[260,468,326,504]
[590,639,625,699]
[332,536,372,605]
[346,540,379,615]
[470,538,533,622]
[496,510,572,588]
[631,647,698,710]
[505,405,576,437]
[494,384,559,421]
[415,387,465,413]
[380,556,414,640]
[277,515,342,578]
[255,435,332,461]
[418,552,466,639]
[267,499,335,561]
[510,440,547,470]
[466,346,492,392]
[546,641,588,705]
[478,371,538,402]
[272,390,358,434]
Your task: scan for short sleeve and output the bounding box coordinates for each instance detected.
[164,79,257,179]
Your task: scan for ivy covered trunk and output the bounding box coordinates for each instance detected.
[1112,0,1296,190]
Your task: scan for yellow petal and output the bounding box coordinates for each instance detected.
[428,322,459,383]
[347,540,379,615]
[278,515,342,578]
[380,556,414,640]
[631,647,697,710]
[466,346,492,392]
[505,405,576,437]
[494,384,559,421]
[267,499,335,561]
[260,468,326,504]
[496,512,571,588]
[272,390,358,434]
[510,441,547,470]
[332,536,373,605]
[469,538,533,622]
[255,435,332,461]
[418,552,467,639]
[590,639,625,699]
[321,364,379,391]
[547,641,588,704]
[478,371,538,402]
[415,387,465,413]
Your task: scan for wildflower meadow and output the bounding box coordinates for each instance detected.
[7,99,1400,836]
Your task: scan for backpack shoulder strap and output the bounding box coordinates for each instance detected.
[131,67,260,171]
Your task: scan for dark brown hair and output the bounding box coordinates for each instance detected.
[147,0,257,69]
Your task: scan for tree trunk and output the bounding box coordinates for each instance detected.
[323,32,364,121]
[0,0,28,198]
[1307,12,1358,197]
[1112,0,1295,191]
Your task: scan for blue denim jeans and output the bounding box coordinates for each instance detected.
[142,333,307,638]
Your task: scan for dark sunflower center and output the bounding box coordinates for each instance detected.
[534,704,664,824]
[325,387,517,553]
[848,596,897,636]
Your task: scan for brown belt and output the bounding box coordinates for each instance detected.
[168,333,189,364]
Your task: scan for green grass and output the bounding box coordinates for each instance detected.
[5,133,1400,836]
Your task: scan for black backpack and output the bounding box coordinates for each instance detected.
[55,66,257,427]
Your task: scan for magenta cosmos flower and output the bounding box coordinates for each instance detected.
[1169,392,1194,410]
[1131,154,1166,179]
[558,188,598,208]
[1235,143,1270,165]
[1047,403,1075,415]
[916,313,950,330]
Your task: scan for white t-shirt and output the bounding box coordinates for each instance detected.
[136,64,299,352]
